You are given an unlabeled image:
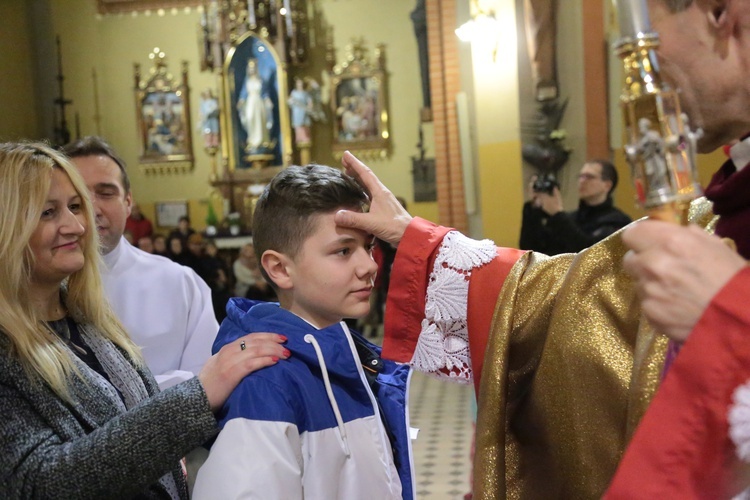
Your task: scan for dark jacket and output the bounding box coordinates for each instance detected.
[0,325,218,499]
[520,198,632,255]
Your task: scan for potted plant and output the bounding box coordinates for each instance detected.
[226,212,241,236]
[205,202,219,236]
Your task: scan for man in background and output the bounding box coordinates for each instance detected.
[520,159,631,254]
[169,215,197,251]
[125,202,153,245]
[62,136,218,390]
[136,235,155,254]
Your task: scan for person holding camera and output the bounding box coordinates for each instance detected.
[519,159,631,255]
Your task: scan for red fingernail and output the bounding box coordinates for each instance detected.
[283,349,291,358]
[271,356,279,362]
[279,335,288,342]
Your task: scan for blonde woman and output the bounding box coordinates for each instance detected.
[0,142,289,499]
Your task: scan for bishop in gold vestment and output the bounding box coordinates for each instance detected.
[382,199,717,499]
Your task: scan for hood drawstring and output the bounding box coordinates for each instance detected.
[304,334,351,457]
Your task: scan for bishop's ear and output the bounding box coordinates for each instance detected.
[260,250,294,290]
[706,0,729,29]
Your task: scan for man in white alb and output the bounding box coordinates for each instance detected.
[62,136,219,389]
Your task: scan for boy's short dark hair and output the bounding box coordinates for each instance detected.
[253,164,368,287]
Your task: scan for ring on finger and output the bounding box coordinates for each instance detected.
[240,340,246,351]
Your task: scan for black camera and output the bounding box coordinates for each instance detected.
[532,174,560,195]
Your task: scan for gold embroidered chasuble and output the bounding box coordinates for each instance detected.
[473,198,718,499]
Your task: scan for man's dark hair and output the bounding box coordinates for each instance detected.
[61,136,130,194]
[253,164,368,287]
[591,159,618,196]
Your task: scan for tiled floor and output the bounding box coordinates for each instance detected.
[363,324,475,499]
[409,372,474,500]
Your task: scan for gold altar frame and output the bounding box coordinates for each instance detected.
[330,41,390,160]
[134,49,194,174]
[223,31,292,171]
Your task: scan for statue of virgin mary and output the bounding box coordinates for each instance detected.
[236,58,274,152]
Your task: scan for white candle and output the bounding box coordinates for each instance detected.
[616,0,651,37]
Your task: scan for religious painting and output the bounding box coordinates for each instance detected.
[412,157,436,202]
[134,48,194,174]
[155,200,189,228]
[224,32,291,170]
[329,40,390,159]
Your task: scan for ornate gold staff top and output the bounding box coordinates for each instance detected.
[614,0,703,224]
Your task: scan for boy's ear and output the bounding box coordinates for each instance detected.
[261,250,294,290]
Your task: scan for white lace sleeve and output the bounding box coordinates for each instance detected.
[730,381,750,500]
[729,379,750,462]
[410,231,497,383]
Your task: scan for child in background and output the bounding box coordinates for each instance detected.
[193,165,415,499]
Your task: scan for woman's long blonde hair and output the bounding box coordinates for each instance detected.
[0,142,142,399]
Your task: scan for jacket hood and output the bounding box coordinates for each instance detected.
[213,298,363,380]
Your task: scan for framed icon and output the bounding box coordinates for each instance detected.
[134,48,194,174]
[155,200,189,228]
[330,40,391,159]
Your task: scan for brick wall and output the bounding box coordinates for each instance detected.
[427,0,467,232]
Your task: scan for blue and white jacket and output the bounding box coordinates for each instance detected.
[192,299,415,499]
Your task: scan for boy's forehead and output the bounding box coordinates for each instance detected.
[309,210,370,239]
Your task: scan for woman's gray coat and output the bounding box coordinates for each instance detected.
[0,333,218,499]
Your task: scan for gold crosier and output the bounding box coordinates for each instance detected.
[614,0,703,224]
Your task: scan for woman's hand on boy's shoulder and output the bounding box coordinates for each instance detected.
[198,333,290,412]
